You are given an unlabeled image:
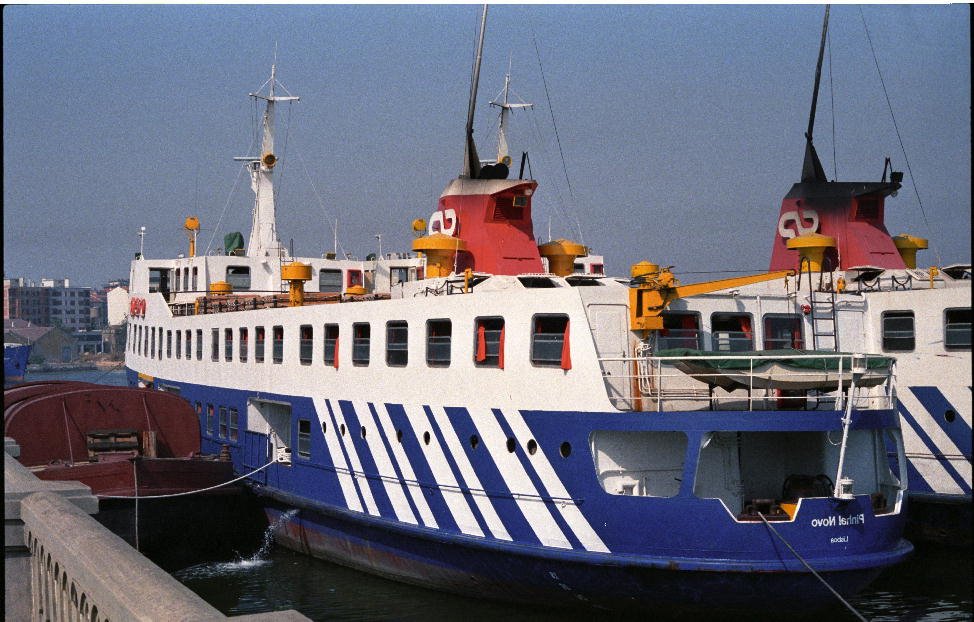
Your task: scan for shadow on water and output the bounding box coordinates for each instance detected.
[171,536,972,622]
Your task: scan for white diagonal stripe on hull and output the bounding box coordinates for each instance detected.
[373,403,439,528]
[898,390,965,494]
[427,405,511,541]
[313,397,362,513]
[467,406,570,549]
[329,400,380,516]
[401,404,483,537]
[352,400,418,524]
[504,409,610,553]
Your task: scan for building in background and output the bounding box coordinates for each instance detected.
[3,318,76,364]
[4,277,93,331]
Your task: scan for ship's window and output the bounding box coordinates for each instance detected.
[273,326,284,364]
[148,268,170,295]
[660,312,703,350]
[592,431,687,498]
[324,324,339,368]
[426,319,452,367]
[175,269,181,291]
[226,266,251,291]
[175,330,182,359]
[532,315,571,369]
[219,406,228,438]
[319,269,342,293]
[150,327,156,357]
[763,314,804,350]
[474,317,505,368]
[195,401,202,416]
[347,270,364,288]
[519,276,559,288]
[513,195,528,208]
[206,404,215,435]
[191,267,198,291]
[353,323,371,366]
[183,268,190,292]
[211,329,219,362]
[300,325,313,365]
[386,321,408,367]
[229,408,239,442]
[224,328,233,362]
[158,327,164,359]
[166,330,172,358]
[944,308,971,350]
[298,419,311,458]
[590,263,605,275]
[390,267,411,287]
[566,276,604,287]
[195,329,202,360]
[711,313,754,352]
[239,327,248,362]
[882,311,915,352]
[255,326,265,363]
[185,330,192,360]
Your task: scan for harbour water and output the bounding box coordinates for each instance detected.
[17,370,974,621]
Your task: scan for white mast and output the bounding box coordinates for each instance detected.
[490,58,533,166]
[236,63,299,258]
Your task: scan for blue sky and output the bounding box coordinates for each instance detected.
[4,4,970,288]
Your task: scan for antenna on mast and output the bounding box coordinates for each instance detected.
[490,54,533,168]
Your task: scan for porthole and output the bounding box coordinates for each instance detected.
[527,439,538,455]
[470,434,480,449]
[321,421,327,435]
[506,437,516,453]
[945,409,957,423]
[340,423,346,437]
[396,429,403,443]
[560,442,572,458]
[423,431,431,445]
[361,426,367,439]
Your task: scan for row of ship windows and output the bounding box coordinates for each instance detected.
[193,400,575,462]
[662,308,971,352]
[131,315,572,369]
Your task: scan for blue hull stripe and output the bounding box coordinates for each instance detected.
[491,408,586,551]
[444,405,542,546]
[322,399,367,512]
[423,404,512,540]
[366,402,424,524]
[909,387,972,459]
[898,397,971,495]
[382,403,456,532]
[337,400,399,520]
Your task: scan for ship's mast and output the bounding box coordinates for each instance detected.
[461,4,489,179]
[490,58,533,166]
[238,63,299,258]
[801,5,830,183]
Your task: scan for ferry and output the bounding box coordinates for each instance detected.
[662,8,971,546]
[124,8,916,611]
[4,343,31,383]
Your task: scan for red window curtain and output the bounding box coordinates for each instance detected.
[476,324,486,362]
[334,334,340,369]
[498,324,505,370]
[560,319,571,370]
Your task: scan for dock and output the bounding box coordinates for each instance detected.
[4,437,309,621]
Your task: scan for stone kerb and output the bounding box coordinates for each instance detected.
[23,490,228,621]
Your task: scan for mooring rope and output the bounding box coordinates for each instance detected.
[758,512,868,621]
[100,458,280,500]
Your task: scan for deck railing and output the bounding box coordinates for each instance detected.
[598,350,896,412]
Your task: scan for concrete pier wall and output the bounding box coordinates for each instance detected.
[5,438,308,621]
